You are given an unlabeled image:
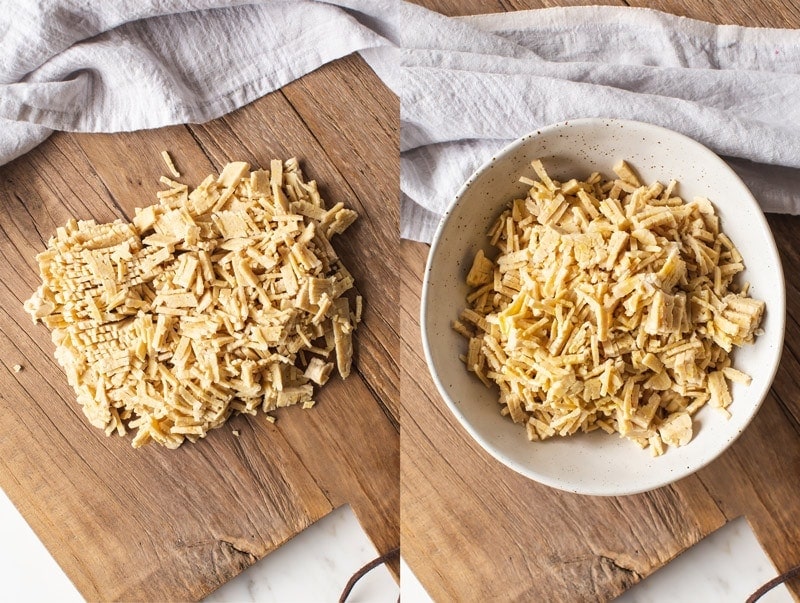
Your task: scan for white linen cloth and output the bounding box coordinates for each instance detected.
[399,7,800,240]
[2,1,800,242]
[0,1,395,160]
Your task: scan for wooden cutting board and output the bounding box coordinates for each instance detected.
[0,55,398,601]
[401,1,800,600]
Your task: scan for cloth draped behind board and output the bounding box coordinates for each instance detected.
[2,1,800,242]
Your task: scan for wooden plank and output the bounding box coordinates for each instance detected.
[401,240,727,601]
[624,0,800,28]
[0,55,398,600]
[401,1,800,599]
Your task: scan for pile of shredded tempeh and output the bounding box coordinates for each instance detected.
[454,159,765,455]
[25,156,361,448]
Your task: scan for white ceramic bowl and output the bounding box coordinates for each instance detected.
[421,118,785,496]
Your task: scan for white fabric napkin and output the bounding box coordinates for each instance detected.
[399,7,800,241]
[0,0,402,159]
[3,2,800,243]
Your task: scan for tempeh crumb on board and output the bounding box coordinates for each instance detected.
[25,155,362,449]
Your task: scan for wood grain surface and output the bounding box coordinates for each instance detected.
[401,0,800,601]
[0,54,398,601]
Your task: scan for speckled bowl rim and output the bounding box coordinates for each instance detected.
[420,117,786,496]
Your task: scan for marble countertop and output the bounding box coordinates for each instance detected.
[1,483,791,602]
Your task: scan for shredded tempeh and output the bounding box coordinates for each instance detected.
[161,150,181,178]
[455,159,765,456]
[25,157,362,448]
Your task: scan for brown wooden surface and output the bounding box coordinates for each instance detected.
[0,54,398,601]
[401,0,800,601]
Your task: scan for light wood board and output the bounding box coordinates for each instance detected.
[401,0,800,600]
[0,54,399,601]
